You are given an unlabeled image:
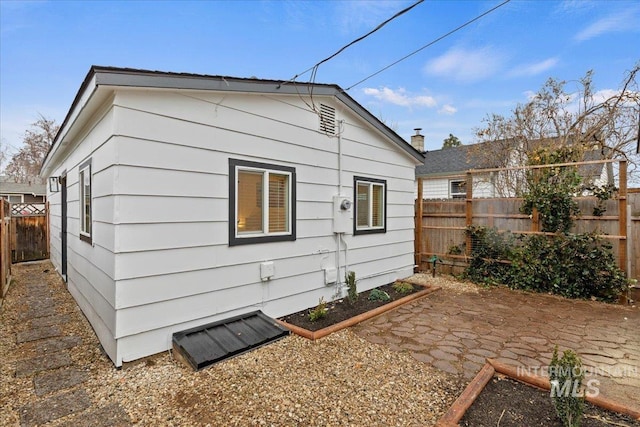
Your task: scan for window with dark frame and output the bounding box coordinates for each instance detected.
[229,159,296,246]
[79,158,92,243]
[353,176,386,235]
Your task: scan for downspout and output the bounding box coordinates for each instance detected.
[338,120,344,195]
[336,120,346,297]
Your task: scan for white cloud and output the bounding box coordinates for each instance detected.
[363,87,437,108]
[438,104,457,115]
[423,46,506,83]
[574,7,640,41]
[508,57,559,77]
[592,89,620,104]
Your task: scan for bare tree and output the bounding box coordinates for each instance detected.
[0,138,9,173]
[4,115,59,183]
[472,64,640,189]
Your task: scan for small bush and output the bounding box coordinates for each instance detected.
[346,271,357,305]
[465,226,627,302]
[465,226,517,286]
[392,281,414,294]
[550,346,584,427]
[368,288,390,302]
[308,297,327,322]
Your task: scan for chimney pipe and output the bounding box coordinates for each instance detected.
[411,128,424,153]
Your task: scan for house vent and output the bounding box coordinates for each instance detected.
[319,104,336,135]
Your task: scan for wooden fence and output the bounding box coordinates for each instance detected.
[629,188,640,281]
[10,203,49,263]
[415,160,638,281]
[1,199,11,298]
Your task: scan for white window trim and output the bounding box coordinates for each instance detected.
[228,158,297,246]
[450,179,466,199]
[234,166,293,238]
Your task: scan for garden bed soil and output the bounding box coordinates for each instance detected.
[460,376,640,427]
[279,282,422,331]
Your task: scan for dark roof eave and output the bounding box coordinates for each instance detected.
[42,66,424,173]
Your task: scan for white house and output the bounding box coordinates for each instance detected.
[415,140,613,200]
[0,178,47,204]
[40,66,424,366]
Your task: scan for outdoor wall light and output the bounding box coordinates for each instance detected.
[48,176,60,192]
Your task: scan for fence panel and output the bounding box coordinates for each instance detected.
[1,200,11,298]
[416,159,633,278]
[629,190,640,282]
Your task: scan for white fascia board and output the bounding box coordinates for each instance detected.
[94,68,424,164]
[41,74,98,176]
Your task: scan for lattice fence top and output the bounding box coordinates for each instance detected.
[11,203,46,216]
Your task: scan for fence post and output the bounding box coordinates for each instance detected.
[531,207,540,232]
[465,171,473,256]
[0,200,5,297]
[619,160,627,275]
[46,201,50,259]
[415,178,423,272]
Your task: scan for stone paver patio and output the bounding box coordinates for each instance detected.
[353,283,640,412]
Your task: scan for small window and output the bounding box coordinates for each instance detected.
[79,158,92,243]
[229,159,296,246]
[450,180,466,199]
[354,176,386,235]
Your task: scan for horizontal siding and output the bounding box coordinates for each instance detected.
[46,107,118,366]
[48,87,420,365]
[423,178,451,199]
[108,89,418,346]
[66,272,118,363]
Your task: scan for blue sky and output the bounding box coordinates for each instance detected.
[1,0,639,162]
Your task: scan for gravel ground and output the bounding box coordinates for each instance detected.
[0,262,468,426]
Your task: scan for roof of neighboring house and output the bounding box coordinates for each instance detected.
[0,178,46,196]
[415,142,496,177]
[416,140,611,182]
[41,66,424,175]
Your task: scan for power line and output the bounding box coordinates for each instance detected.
[287,0,424,84]
[346,0,512,91]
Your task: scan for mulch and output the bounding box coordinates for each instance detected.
[279,282,421,331]
[460,376,640,427]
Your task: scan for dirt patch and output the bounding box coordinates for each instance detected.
[279,282,422,331]
[460,376,640,426]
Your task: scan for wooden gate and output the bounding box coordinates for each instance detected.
[10,203,49,263]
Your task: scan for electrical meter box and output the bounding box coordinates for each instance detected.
[332,195,352,233]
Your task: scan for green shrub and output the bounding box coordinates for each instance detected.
[346,271,357,305]
[464,226,518,286]
[392,281,414,294]
[465,227,627,302]
[550,346,584,427]
[368,288,390,302]
[308,297,327,322]
[521,146,583,233]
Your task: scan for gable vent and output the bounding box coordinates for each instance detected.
[319,104,336,135]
